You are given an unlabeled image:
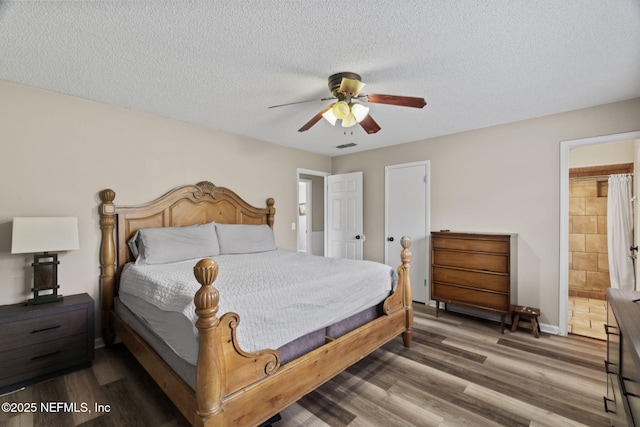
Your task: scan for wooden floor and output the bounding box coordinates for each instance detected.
[1,303,609,427]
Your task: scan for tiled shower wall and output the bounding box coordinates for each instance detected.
[569,179,610,300]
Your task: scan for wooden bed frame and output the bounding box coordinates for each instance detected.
[99,181,413,427]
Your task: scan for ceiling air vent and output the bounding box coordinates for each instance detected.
[336,143,357,149]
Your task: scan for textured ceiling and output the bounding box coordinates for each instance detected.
[1,1,639,156]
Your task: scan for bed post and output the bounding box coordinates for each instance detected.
[400,236,413,347]
[266,197,275,229]
[99,189,117,347]
[193,258,224,425]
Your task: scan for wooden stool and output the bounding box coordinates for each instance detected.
[510,305,541,338]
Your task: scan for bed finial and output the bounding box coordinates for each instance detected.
[193,258,220,324]
[266,198,275,229]
[400,236,412,265]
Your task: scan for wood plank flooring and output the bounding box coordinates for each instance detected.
[0,303,609,426]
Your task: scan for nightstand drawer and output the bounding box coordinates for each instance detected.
[0,333,88,378]
[0,308,88,351]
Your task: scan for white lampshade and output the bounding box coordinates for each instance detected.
[332,101,351,120]
[341,112,357,128]
[11,217,80,254]
[350,103,370,122]
[322,108,338,126]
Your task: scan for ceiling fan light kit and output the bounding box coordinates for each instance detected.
[270,71,426,134]
[322,101,370,128]
[332,100,351,119]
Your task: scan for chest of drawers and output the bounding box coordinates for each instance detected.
[605,288,640,426]
[430,232,517,332]
[0,293,94,394]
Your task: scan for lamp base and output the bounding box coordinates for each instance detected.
[29,253,63,305]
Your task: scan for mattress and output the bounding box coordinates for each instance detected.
[114,297,380,389]
[118,249,396,365]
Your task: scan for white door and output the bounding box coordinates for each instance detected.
[326,171,363,260]
[384,162,429,303]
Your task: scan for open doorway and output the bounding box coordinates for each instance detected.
[567,160,634,340]
[296,169,329,256]
[559,131,640,337]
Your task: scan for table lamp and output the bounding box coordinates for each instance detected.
[11,217,79,305]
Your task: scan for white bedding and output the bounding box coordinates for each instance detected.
[118,249,397,364]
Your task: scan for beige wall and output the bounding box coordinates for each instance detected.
[0,81,331,318]
[569,139,636,167]
[2,77,639,334]
[332,97,640,328]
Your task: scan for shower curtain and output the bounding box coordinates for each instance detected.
[607,173,635,290]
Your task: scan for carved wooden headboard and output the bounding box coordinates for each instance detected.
[98,181,275,343]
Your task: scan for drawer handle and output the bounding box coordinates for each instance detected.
[621,377,640,398]
[31,325,61,334]
[604,360,617,375]
[604,324,619,335]
[603,396,616,414]
[31,350,61,361]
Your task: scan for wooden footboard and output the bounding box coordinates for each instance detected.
[191,238,412,427]
[98,182,413,427]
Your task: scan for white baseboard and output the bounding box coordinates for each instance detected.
[443,304,562,336]
[540,323,561,336]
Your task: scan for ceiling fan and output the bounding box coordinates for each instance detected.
[268,72,427,134]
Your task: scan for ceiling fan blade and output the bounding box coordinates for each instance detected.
[269,97,335,109]
[338,77,365,96]
[361,94,426,108]
[298,105,332,132]
[359,114,381,134]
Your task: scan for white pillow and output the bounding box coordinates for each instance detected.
[128,222,220,264]
[215,223,276,254]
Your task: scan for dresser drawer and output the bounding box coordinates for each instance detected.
[0,308,88,351]
[620,336,640,422]
[621,336,640,383]
[605,372,632,426]
[432,266,509,293]
[432,283,509,312]
[432,236,509,254]
[433,249,509,273]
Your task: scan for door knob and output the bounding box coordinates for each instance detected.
[355,235,361,240]
[387,237,394,242]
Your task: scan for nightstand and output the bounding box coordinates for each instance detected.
[0,293,94,394]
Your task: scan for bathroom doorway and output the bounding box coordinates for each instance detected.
[561,132,640,339]
[567,161,633,340]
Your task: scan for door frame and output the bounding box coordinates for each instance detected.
[384,160,431,303]
[559,130,640,336]
[298,178,312,253]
